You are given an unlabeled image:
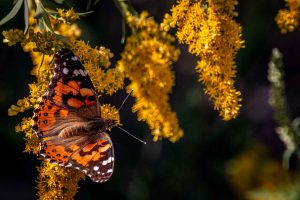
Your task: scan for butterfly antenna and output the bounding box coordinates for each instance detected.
[117,89,133,112]
[115,125,146,144]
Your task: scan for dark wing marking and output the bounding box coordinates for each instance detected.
[47,48,100,117]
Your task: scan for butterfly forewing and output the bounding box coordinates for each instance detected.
[48,48,100,117]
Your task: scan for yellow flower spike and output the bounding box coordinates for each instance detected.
[2,29,24,46]
[57,8,80,23]
[56,24,82,39]
[118,11,183,142]
[162,0,244,120]
[37,161,85,200]
[71,40,124,95]
[276,0,300,33]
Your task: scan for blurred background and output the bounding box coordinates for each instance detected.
[1,0,300,199]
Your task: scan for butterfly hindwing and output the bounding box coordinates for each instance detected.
[40,132,114,182]
[69,132,114,183]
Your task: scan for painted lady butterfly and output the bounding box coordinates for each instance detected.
[32,48,116,183]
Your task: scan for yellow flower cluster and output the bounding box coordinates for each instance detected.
[57,8,80,23]
[2,29,24,46]
[71,40,124,95]
[25,29,65,55]
[37,161,85,200]
[117,12,183,142]
[5,8,122,199]
[162,0,244,120]
[275,0,300,33]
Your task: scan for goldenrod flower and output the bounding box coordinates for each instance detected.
[71,40,124,95]
[37,161,84,200]
[2,29,24,46]
[275,0,300,33]
[118,11,183,142]
[162,0,244,120]
[23,29,64,55]
[57,8,80,23]
[227,144,300,200]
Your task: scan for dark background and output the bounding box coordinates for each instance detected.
[1,0,300,199]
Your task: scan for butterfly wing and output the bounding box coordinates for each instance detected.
[69,132,114,183]
[47,48,100,117]
[40,132,114,183]
[32,96,82,138]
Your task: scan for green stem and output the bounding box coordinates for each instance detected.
[113,0,137,18]
[113,0,138,40]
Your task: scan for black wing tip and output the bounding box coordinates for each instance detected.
[56,47,72,55]
[54,48,74,61]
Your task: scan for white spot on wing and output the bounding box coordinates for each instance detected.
[73,70,80,76]
[71,56,78,61]
[79,69,87,76]
[107,169,113,173]
[63,62,66,66]
[102,160,107,166]
[63,67,69,74]
[93,166,99,171]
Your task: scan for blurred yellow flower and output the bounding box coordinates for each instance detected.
[227,143,300,200]
[275,0,300,33]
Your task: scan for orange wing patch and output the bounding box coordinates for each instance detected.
[41,140,72,166]
[33,97,70,138]
[50,78,97,109]
[71,139,112,167]
[57,80,79,96]
[67,97,85,108]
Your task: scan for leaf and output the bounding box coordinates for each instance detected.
[86,0,93,11]
[53,0,64,4]
[0,0,23,26]
[24,0,29,34]
[77,10,94,16]
[121,18,126,44]
[40,5,54,32]
[93,0,101,6]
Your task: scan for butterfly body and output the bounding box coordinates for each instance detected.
[32,48,116,183]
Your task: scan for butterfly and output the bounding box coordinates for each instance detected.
[32,48,117,183]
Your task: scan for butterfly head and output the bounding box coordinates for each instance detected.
[102,118,118,131]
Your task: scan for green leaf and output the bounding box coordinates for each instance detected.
[0,0,24,26]
[40,4,54,32]
[77,10,94,16]
[86,0,93,11]
[53,0,64,4]
[93,0,101,6]
[24,0,29,34]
